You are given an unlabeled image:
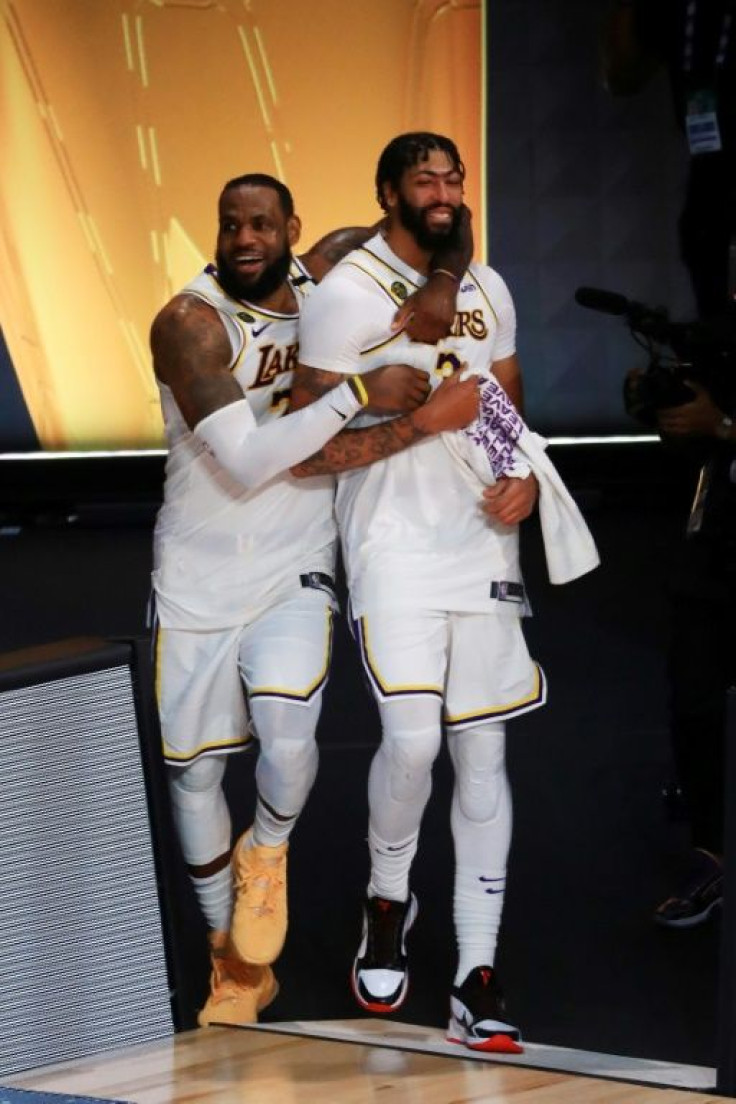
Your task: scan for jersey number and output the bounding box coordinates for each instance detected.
[434,351,463,378]
[270,388,291,416]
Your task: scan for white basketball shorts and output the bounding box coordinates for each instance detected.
[155,586,335,765]
[353,606,546,729]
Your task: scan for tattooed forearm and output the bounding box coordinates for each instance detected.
[289,366,346,411]
[291,415,429,476]
[312,226,376,264]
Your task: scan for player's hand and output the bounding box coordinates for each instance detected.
[450,204,474,267]
[392,279,457,343]
[412,372,480,434]
[482,474,538,526]
[361,363,432,414]
[391,205,473,342]
[656,383,725,438]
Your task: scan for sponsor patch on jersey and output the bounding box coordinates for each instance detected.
[391,281,408,301]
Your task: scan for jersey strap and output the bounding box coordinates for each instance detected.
[290,256,317,296]
[342,246,420,307]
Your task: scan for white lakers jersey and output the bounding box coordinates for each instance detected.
[153,260,336,629]
[298,234,522,617]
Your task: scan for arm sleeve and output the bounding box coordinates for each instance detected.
[193,379,362,490]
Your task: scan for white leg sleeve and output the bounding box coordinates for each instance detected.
[168,756,233,933]
[251,695,321,848]
[367,696,443,901]
[448,722,511,981]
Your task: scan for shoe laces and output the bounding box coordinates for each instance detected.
[211,954,265,1002]
[234,848,285,917]
[458,966,507,1018]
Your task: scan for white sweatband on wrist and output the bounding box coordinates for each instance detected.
[193,379,362,491]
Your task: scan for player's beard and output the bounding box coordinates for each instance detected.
[396,192,463,252]
[215,245,292,304]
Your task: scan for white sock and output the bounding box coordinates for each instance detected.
[193,869,233,934]
[168,756,233,933]
[448,723,511,986]
[252,794,299,849]
[453,863,506,984]
[367,827,418,902]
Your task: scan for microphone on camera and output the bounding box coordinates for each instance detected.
[574,286,631,316]
[575,286,671,340]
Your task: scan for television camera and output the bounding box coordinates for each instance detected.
[574,286,736,426]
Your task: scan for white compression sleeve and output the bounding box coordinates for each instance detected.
[193,379,362,491]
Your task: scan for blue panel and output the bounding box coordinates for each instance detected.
[0,329,39,452]
[487,0,695,436]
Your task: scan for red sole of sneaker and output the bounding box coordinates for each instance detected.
[448,1034,524,1055]
[357,999,400,1014]
[350,974,406,1015]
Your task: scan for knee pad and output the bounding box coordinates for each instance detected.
[250,695,321,750]
[374,697,442,803]
[380,726,442,804]
[168,754,226,798]
[450,724,507,824]
[257,730,319,778]
[167,756,230,866]
[252,699,320,812]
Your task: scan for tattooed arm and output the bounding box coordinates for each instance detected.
[298,225,380,283]
[298,211,471,344]
[289,365,353,411]
[392,205,474,342]
[289,364,479,476]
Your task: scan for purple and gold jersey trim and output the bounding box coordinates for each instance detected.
[355,613,547,722]
[444,664,547,728]
[152,622,254,765]
[343,245,420,309]
[355,616,443,700]
[248,606,334,704]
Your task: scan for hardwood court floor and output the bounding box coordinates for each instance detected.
[6,1022,733,1104]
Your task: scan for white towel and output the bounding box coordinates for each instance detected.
[442,377,600,585]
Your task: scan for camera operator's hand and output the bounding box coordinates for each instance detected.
[656,382,727,439]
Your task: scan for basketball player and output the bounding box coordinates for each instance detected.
[150,172,480,1027]
[292,134,544,1053]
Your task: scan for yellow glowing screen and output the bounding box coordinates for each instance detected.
[0,0,485,450]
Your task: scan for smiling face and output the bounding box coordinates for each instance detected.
[386,148,465,252]
[215,183,301,304]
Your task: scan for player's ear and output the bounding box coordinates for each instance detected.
[287,214,302,248]
[381,182,397,212]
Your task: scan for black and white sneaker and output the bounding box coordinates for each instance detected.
[351,894,418,1014]
[448,966,523,1053]
[655,848,723,928]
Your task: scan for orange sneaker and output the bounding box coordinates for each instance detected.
[230,830,288,965]
[198,931,278,1027]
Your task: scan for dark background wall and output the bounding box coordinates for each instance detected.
[490,0,694,434]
